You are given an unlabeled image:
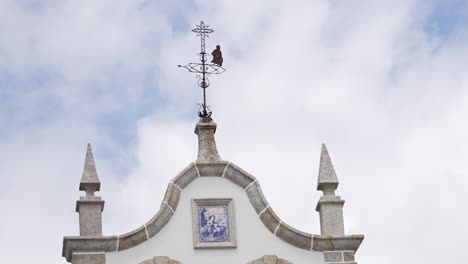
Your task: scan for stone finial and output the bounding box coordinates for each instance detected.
[194,117,222,162]
[316,143,345,236]
[79,143,101,196]
[76,143,104,237]
[317,143,339,195]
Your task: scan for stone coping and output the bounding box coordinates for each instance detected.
[63,161,364,262]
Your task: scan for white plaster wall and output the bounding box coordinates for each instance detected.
[106,177,325,264]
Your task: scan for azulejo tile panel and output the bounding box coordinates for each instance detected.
[191,198,237,248]
[198,205,230,242]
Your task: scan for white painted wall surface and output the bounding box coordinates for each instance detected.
[106,177,325,264]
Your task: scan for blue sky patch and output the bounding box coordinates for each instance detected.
[424,0,468,37]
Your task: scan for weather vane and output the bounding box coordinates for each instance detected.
[178,21,225,118]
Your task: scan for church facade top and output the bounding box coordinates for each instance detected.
[62,22,364,264]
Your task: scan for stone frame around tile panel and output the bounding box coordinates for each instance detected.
[191,198,237,249]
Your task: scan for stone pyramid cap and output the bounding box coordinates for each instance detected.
[79,143,101,193]
[317,143,339,191]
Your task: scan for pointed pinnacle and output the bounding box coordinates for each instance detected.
[79,143,101,194]
[317,143,339,192]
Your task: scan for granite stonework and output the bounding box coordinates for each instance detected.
[312,235,364,251]
[324,251,342,262]
[343,251,355,261]
[316,196,345,236]
[314,144,363,263]
[195,117,222,163]
[63,236,118,262]
[162,183,181,211]
[76,199,105,236]
[316,144,345,236]
[245,181,269,214]
[172,163,198,189]
[259,207,281,233]
[62,118,364,263]
[118,225,148,251]
[224,162,257,189]
[76,144,105,237]
[80,144,101,196]
[145,204,174,238]
[139,257,182,264]
[72,253,105,264]
[195,161,229,177]
[247,255,292,264]
[323,251,356,264]
[275,222,313,250]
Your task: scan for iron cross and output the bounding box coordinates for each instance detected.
[178,21,225,117]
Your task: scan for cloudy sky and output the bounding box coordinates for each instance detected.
[1,0,467,263]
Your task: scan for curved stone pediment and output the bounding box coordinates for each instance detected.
[62,118,364,263]
[116,161,317,251]
[63,161,363,262]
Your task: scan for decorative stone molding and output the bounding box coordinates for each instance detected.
[117,225,147,251]
[162,182,181,211]
[139,256,182,264]
[172,163,198,189]
[247,255,292,264]
[63,160,364,262]
[259,207,280,233]
[63,236,118,262]
[195,161,229,177]
[276,222,313,250]
[312,235,364,251]
[323,250,356,263]
[63,125,364,263]
[245,181,268,214]
[115,202,176,251]
[224,162,257,189]
[72,253,106,264]
[145,203,174,238]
